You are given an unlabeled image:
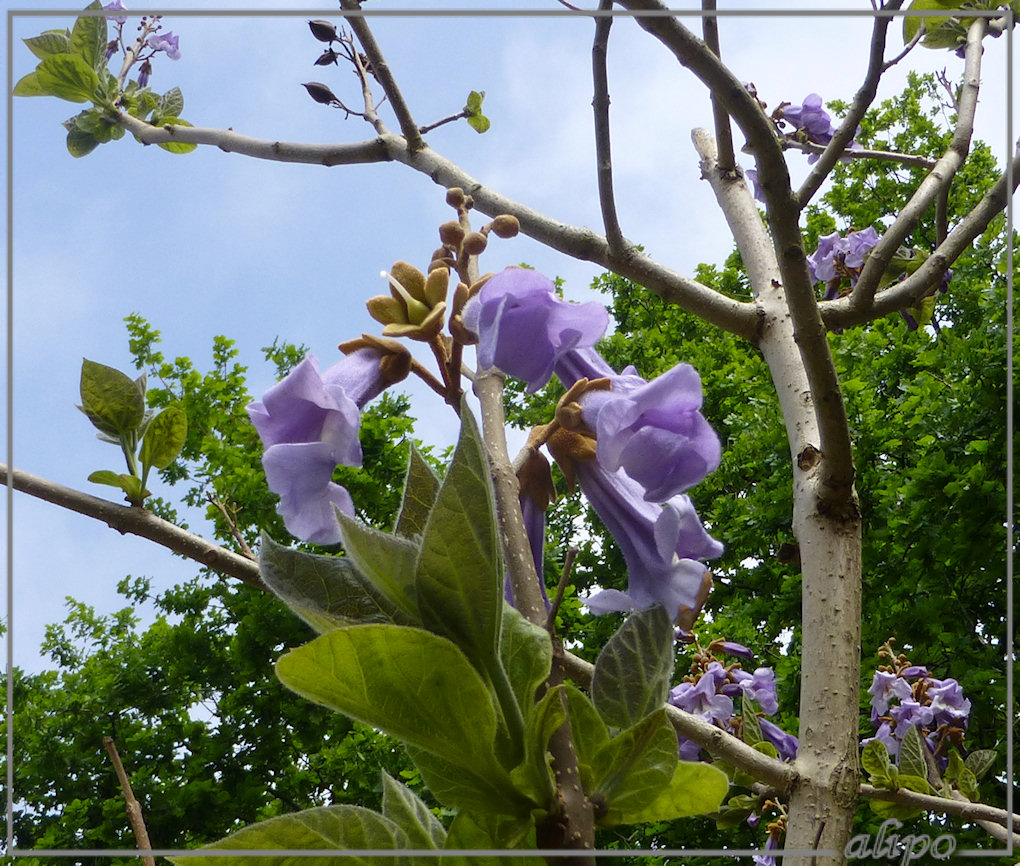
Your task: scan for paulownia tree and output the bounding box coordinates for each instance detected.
[8,1,1017,863]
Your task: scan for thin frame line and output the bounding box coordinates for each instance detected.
[5,3,1014,860]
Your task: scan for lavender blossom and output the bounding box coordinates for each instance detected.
[103,0,127,26]
[807,227,879,285]
[927,677,971,726]
[759,717,799,761]
[753,834,779,866]
[579,462,722,622]
[781,93,835,145]
[147,30,181,60]
[556,347,721,503]
[867,670,913,720]
[247,351,392,545]
[461,267,608,392]
[669,663,734,724]
[732,667,780,716]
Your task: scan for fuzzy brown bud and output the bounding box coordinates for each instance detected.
[445,187,466,208]
[438,220,465,248]
[462,231,488,256]
[490,214,520,239]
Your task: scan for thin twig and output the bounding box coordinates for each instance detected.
[796,0,905,208]
[780,139,936,171]
[102,737,156,866]
[544,546,577,634]
[339,0,424,151]
[1,463,267,591]
[592,0,626,252]
[851,15,986,309]
[701,0,735,173]
[206,492,257,561]
[418,110,468,135]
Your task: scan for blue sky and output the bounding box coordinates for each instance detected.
[4,2,1013,673]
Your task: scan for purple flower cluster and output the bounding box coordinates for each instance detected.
[462,267,723,622]
[668,650,798,762]
[779,94,858,163]
[807,227,879,292]
[247,349,401,544]
[862,666,971,763]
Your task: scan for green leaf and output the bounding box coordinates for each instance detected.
[591,604,674,731]
[70,2,108,70]
[138,405,187,471]
[510,685,566,806]
[258,533,414,631]
[870,774,931,820]
[562,682,611,795]
[66,123,102,157]
[155,118,197,154]
[964,749,997,781]
[36,53,101,103]
[591,709,678,821]
[336,511,420,621]
[167,805,407,865]
[124,87,159,120]
[441,812,541,866]
[465,90,485,113]
[610,760,730,825]
[741,698,764,747]
[13,71,49,97]
[23,30,73,60]
[87,470,147,504]
[956,766,980,801]
[275,625,504,775]
[415,406,502,678]
[898,724,928,781]
[380,771,445,849]
[500,604,552,713]
[78,358,146,438]
[394,444,440,538]
[157,86,185,118]
[467,113,491,134]
[861,740,894,785]
[406,746,533,816]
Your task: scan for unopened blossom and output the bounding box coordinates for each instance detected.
[575,462,723,622]
[147,31,181,60]
[461,267,608,392]
[753,833,779,866]
[759,717,799,761]
[556,347,721,502]
[247,350,398,545]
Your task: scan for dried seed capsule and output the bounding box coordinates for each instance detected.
[308,19,338,43]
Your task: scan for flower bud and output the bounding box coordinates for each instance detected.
[438,220,465,248]
[445,187,466,208]
[517,450,557,511]
[451,281,471,316]
[490,214,520,238]
[383,302,447,342]
[462,231,488,256]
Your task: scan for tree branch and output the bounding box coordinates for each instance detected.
[102,737,156,866]
[782,139,935,171]
[861,784,1020,839]
[822,144,1020,330]
[795,0,905,208]
[1,464,267,591]
[849,15,986,311]
[114,115,758,340]
[591,0,626,253]
[338,0,425,151]
[701,0,735,174]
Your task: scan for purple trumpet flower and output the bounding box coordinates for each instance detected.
[247,350,392,545]
[578,462,722,622]
[147,30,181,60]
[556,347,721,503]
[461,267,608,392]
